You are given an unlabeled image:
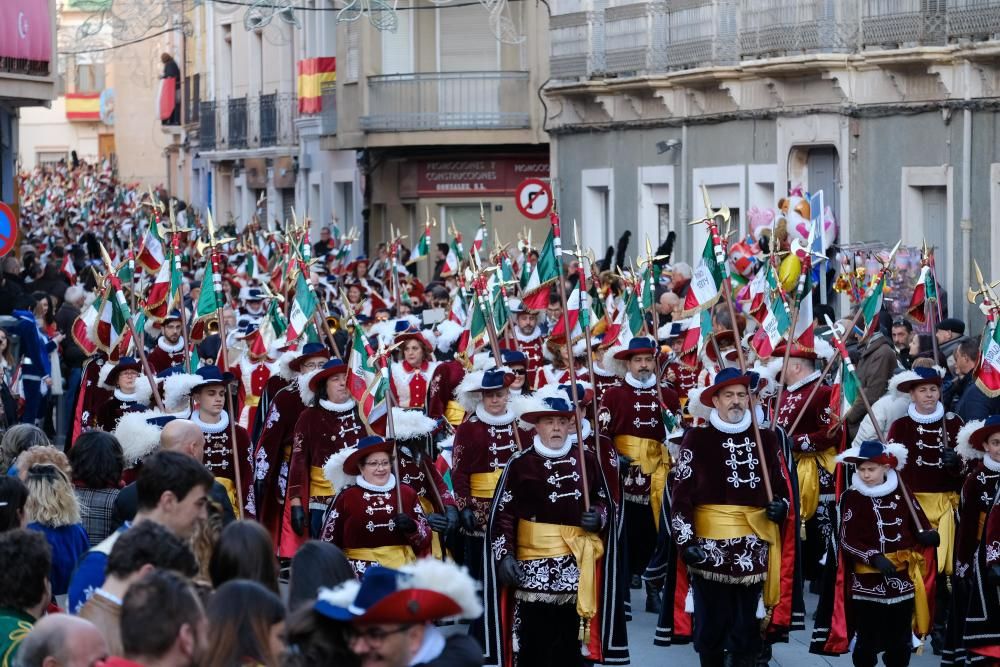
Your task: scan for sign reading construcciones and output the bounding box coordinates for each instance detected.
[416,157,549,197]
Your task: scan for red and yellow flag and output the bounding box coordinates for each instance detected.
[297,57,336,114]
[65,93,100,121]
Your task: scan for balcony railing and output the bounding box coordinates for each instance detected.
[360,72,531,132]
[319,80,337,135]
[549,0,1000,79]
[196,95,299,151]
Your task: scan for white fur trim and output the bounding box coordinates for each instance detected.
[398,558,483,620]
[813,338,835,362]
[390,407,437,441]
[686,387,712,421]
[957,419,986,461]
[601,346,628,378]
[434,320,463,353]
[113,410,165,466]
[323,446,357,492]
[298,369,320,407]
[273,350,298,382]
[850,469,899,497]
[98,361,115,390]
[455,370,486,413]
[162,373,202,414]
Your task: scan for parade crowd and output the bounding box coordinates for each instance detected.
[1,160,1000,667]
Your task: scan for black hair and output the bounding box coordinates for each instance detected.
[0,476,28,532]
[957,337,980,361]
[106,520,199,579]
[208,520,279,593]
[0,529,51,611]
[287,541,355,613]
[892,319,914,333]
[121,570,204,659]
[68,431,124,489]
[136,451,214,512]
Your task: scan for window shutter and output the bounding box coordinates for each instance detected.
[438,5,497,71]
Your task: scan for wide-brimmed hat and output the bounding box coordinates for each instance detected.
[699,367,753,407]
[191,365,236,393]
[288,342,332,372]
[957,415,1000,461]
[896,366,942,393]
[473,368,514,392]
[519,396,576,424]
[704,330,738,363]
[161,310,183,325]
[343,435,397,476]
[612,337,658,360]
[242,287,266,302]
[394,322,434,355]
[499,349,527,368]
[105,357,142,387]
[771,342,817,360]
[837,440,908,470]
[308,359,349,392]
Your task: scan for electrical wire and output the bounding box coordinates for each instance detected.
[58,26,184,56]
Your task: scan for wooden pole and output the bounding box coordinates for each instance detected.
[474,275,524,452]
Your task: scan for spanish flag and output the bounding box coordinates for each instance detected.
[66,93,100,121]
[297,57,336,114]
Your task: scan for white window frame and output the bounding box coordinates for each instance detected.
[637,165,673,249]
[582,168,614,255]
[901,165,954,305]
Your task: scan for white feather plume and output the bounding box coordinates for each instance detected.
[434,320,463,353]
[686,387,712,420]
[369,320,398,347]
[113,410,165,466]
[132,376,154,407]
[455,370,486,413]
[398,558,483,620]
[162,373,202,414]
[541,342,555,363]
[837,441,909,470]
[98,361,115,390]
[957,419,986,461]
[273,350,298,381]
[390,407,437,441]
[298,369,320,407]
[513,393,549,429]
[471,352,495,372]
[752,361,781,399]
[601,346,627,378]
[317,579,361,609]
[813,338,835,362]
[888,370,922,397]
[323,446,357,492]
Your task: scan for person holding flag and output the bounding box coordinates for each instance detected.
[146,310,186,373]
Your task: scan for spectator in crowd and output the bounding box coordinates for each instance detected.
[201,580,286,667]
[23,463,89,598]
[282,603,356,667]
[100,570,205,667]
[15,446,71,481]
[0,476,28,533]
[0,530,52,665]
[0,425,49,475]
[891,319,914,369]
[208,520,279,594]
[68,431,125,546]
[313,228,336,258]
[55,286,87,439]
[10,294,56,427]
[0,328,14,384]
[13,614,107,667]
[909,333,935,362]
[947,337,1000,422]
[844,328,899,441]
[669,262,693,298]
[0,257,25,317]
[432,243,450,283]
[287,541,354,613]
[68,451,213,613]
[936,317,968,369]
[78,521,198,657]
[31,265,68,307]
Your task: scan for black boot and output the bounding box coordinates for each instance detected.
[755,642,772,667]
[698,651,725,667]
[630,574,642,590]
[645,581,662,614]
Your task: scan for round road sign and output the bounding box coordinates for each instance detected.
[515,178,553,220]
[0,203,17,258]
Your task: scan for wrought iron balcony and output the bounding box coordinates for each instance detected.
[199,101,216,151]
[228,96,247,149]
[196,95,299,151]
[319,80,337,135]
[551,10,606,80]
[360,71,531,132]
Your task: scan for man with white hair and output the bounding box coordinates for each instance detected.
[55,285,88,440]
[14,613,108,667]
[670,262,693,298]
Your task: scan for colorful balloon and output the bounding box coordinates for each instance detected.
[778,253,801,293]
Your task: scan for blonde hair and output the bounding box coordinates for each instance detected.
[24,464,82,527]
[15,446,72,481]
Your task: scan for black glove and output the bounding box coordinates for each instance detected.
[765,499,787,523]
[580,510,602,533]
[290,505,306,536]
[444,505,460,537]
[459,507,478,533]
[253,480,266,509]
[309,509,326,539]
[497,555,524,588]
[989,564,1000,586]
[870,554,898,577]
[393,513,417,535]
[681,545,707,566]
[916,529,941,547]
[426,512,449,533]
[942,448,962,470]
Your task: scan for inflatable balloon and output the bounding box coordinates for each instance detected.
[778,253,801,293]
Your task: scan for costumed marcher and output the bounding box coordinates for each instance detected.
[509,299,545,389]
[535,337,590,389]
[483,395,628,666]
[239,287,267,327]
[93,357,152,433]
[287,359,366,542]
[390,323,439,411]
[670,368,789,667]
[72,351,112,445]
[189,365,252,511]
[500,349,530,396]
[234,326,273,430]
[597,336,679,612]
[813,440,937,665]
[145,311,186,374]
[320,435,432,574]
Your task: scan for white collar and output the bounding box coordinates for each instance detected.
[320,398,356,413]
[908,401,944,424]
[191,409,229,434]
[568,418,592,443]
[356,474,396,493]
[409,625,446,666]
[985,456,1000,473]
[514,326,542,343]
[157,336,185,354]
[786,370,821,393]
[625,372,656,389]
[93,588,123,606]
[533,435,572,459]
[850,469,899,497]
[709,408,752,434]
[475,403,515,426]
[593,364,616,378]
[114,389,139,402]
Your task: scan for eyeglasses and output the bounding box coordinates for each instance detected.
[346,624,412,647]
[300,362,325,371]
[363,459,392,469]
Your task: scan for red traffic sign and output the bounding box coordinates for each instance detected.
[515,178,553,220]
[0,203,17,258]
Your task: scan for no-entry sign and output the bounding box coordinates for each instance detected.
[0,203,17,258]
[515,178,553,220]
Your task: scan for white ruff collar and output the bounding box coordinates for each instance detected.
[114,389,139,402]
[533,435,572,459]
[514,326,542,343]
[625,372,656,390]
[568,418,592,444]
[320,398,356,413]
[357,474,396,493]
[157,337,185,354]
[191,409,229,434]
[787,370,821,393]
[709,408,751,434]
[985,456,1000,473]
[851,469,899,497]
[593,364,616,378]
[908,401,944,424]
[475,403,515,426]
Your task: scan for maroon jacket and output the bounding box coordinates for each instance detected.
[146,338,185,373]
[956,459,1000,576]
[288,401,365,510]
[195,410,252,502]
[773,372,840,497]
[887,406,964,494]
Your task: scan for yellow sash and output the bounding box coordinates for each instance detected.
[855,549,929,635]
[614,434,670,529]
[344,545,416,569]
[516,519,604,622]
[445,400,465,426]
[693,504,782,608]
[309,466,335,497]
[794,447,838,522]
[470,470,503,499]
[244,395,261,407]
[215,476,237,511]
[979,511,987,541]
[913,491,959,574]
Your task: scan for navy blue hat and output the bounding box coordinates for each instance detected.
[106,356,142,386]
[162,309,183,324]
[700,367,751,407]
[520,395,576,424]
[316,566,400,621]
[244,287,266,302]
[896,366,942,393]
[315,564,465,624]
[191,365,235,393]
[613,336,658,360]
[558,382,594,406]
[500,349,527,367]
[473,368,514,392]
[156,365,186,379]
[838,439,907,469]
[344,435,396,475]
[289,342,332,372]
[308,358,349,392]
[147,414,177,429]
